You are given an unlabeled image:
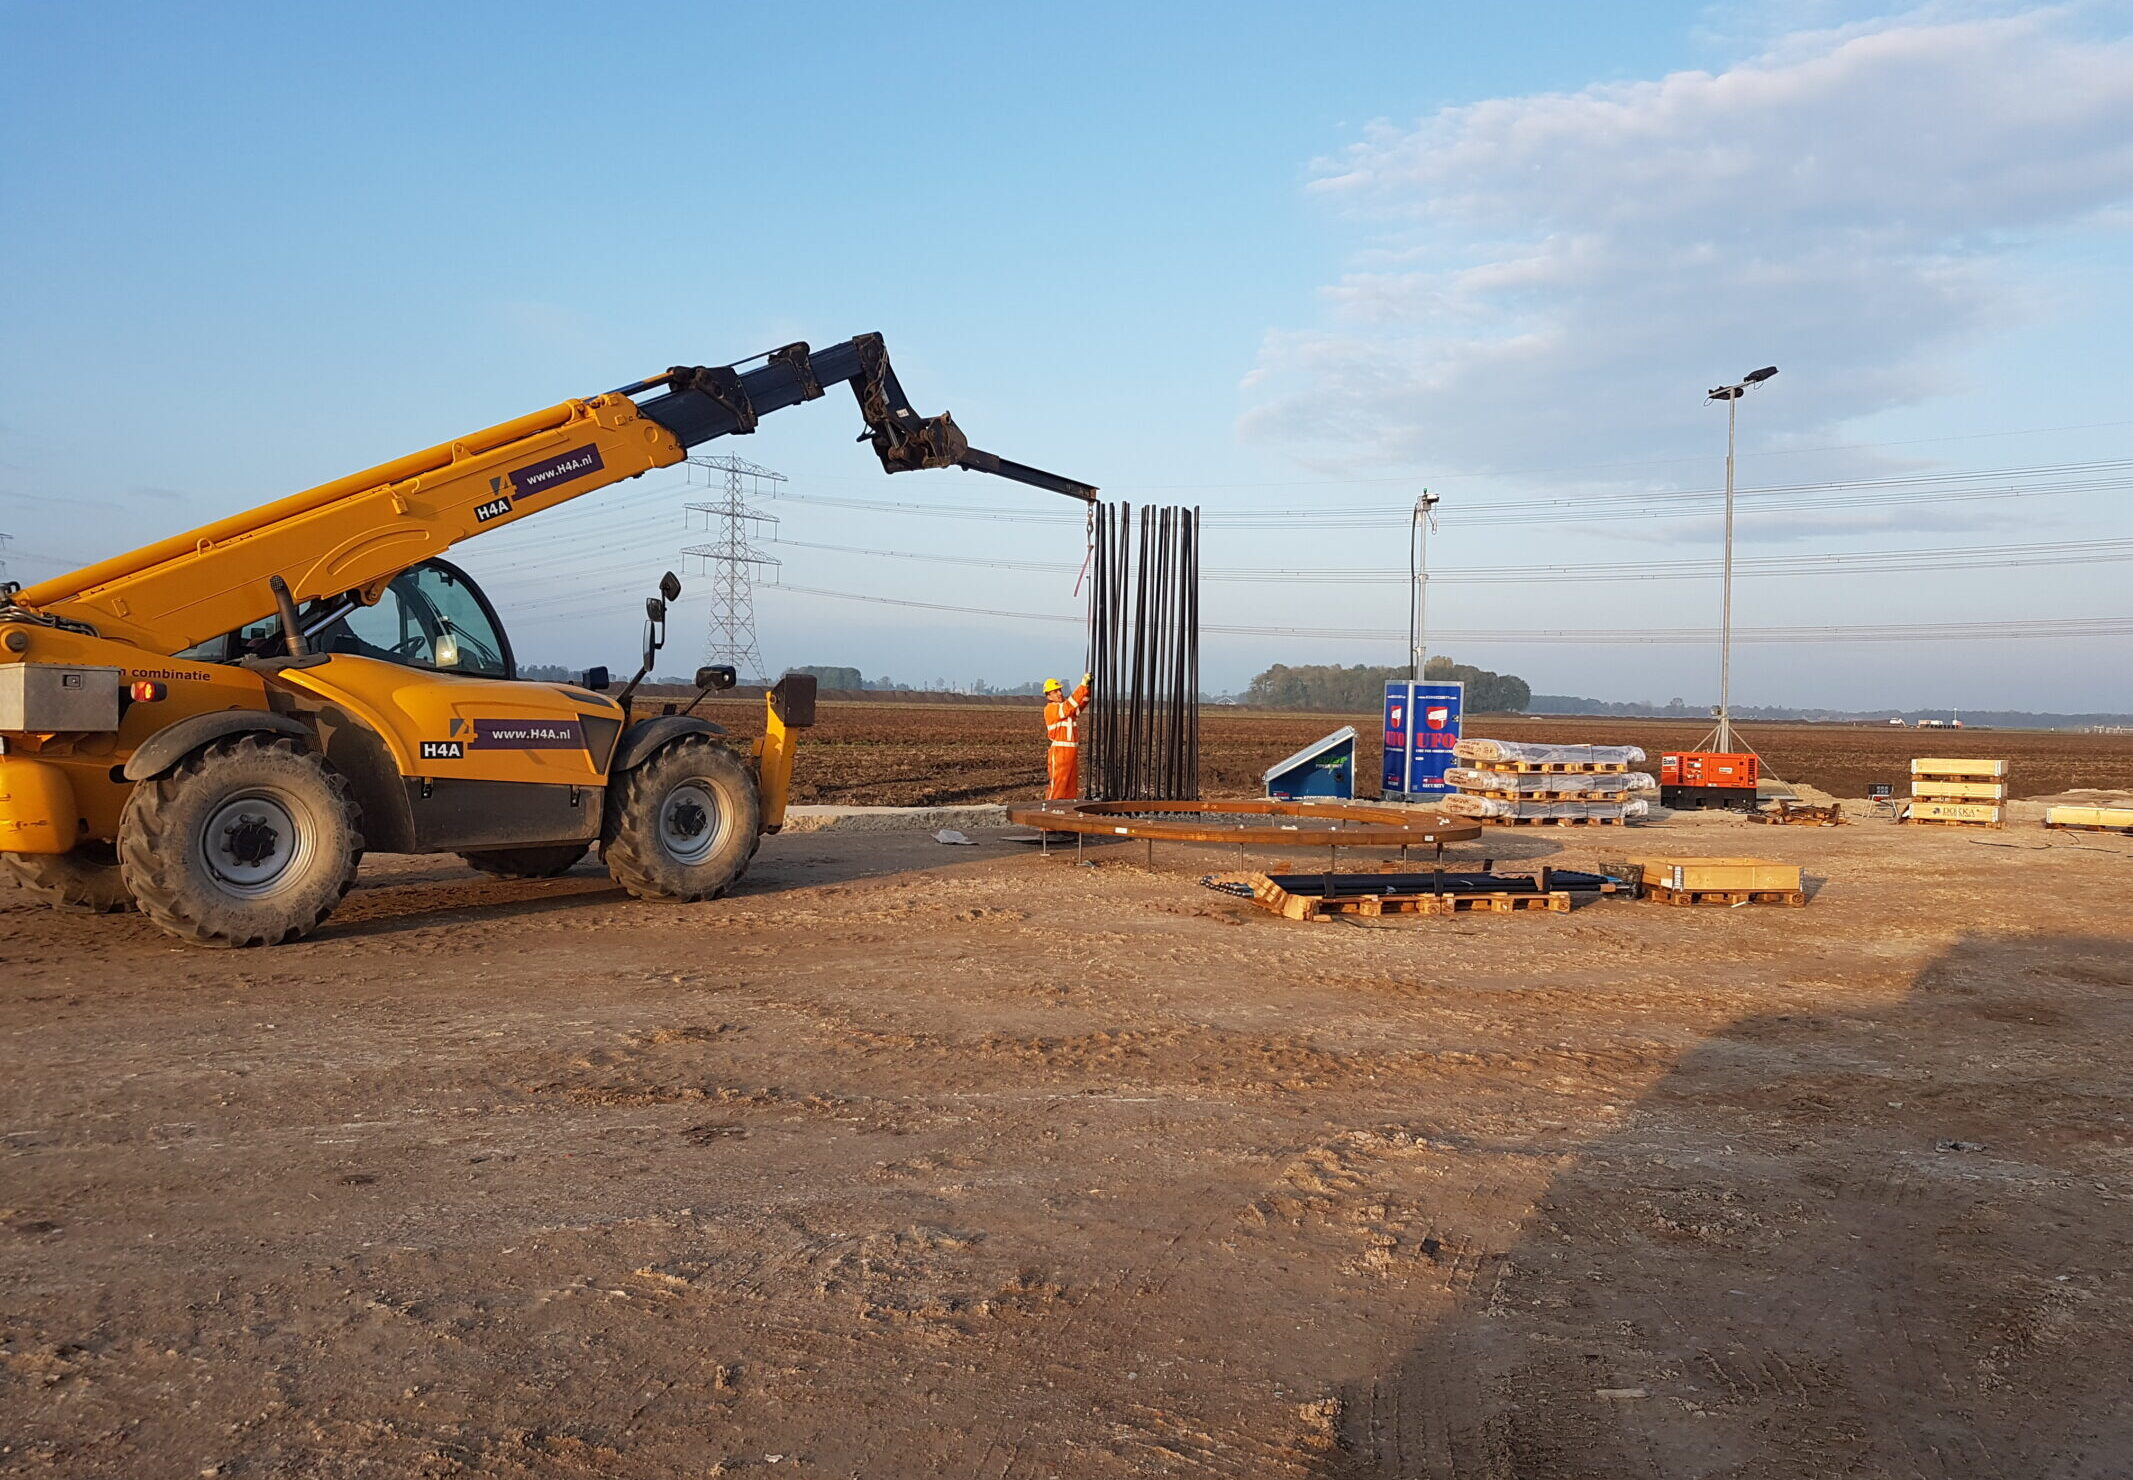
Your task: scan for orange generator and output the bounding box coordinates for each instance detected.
[1660,751,1759,810]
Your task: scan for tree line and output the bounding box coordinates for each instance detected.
[1243,659,1531,714]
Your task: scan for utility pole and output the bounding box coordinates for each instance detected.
[681,455,783,686]
[1703,367,1777,752]
[1409,489,1439,682]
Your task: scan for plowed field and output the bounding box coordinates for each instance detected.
[679,694,2133,805]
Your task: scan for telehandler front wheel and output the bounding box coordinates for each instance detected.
[118,735,364,948]
[602,737,760,902]
[1,842,135,914]
[460,842,590,879]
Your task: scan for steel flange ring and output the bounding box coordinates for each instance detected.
[1005,799,1482,847]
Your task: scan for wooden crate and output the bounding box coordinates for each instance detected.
[1902,800,2003,827]
[1911,778,2006,800]
[1910,757,2007,778]
[1625,856,1801,893]
[2044,805,2133,831]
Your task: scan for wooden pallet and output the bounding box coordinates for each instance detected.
[1749,802,1845,826]
[1646,882,1806,907]
[1292,890,1572,920]
[1464,788,1632,803]
[1480,814,1628,827]
[1901,817,2005,831]
[1467,760,1628,775]
[1206,871,1577,920]
[2044,820,2133,835]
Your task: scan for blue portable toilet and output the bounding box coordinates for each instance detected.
[1264,726,1358,800]
[1382,679,1464,800]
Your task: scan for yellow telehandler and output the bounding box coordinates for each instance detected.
[0,334,1094,945]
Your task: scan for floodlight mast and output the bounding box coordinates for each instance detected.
[1409,489,1440,682]
[1704,366,1778,753]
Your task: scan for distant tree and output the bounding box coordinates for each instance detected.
[1242,659,1530,713]
[789,664,864,691]
[519,663,577,681]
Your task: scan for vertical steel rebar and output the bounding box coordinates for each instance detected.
[1082,502,1200,802]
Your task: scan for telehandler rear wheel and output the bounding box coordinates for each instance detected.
[1,842,135,913]
[118,735,364,948]
[603,737,760,902]
[459,842,590,879]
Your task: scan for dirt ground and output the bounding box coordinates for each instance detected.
[4,810,2129,1477]
[678,696,2133,807]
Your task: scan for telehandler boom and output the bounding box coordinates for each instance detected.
[0,334,1094,946]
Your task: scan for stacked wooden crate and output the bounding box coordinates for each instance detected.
[1903,757,2006,829]
[1438,739,1655,826]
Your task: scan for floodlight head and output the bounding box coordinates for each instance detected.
[1744,366,1779,384]
[1707,385,1741,401]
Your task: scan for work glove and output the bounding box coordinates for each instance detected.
[1081,672,1092,686]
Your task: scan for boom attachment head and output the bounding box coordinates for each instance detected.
[632,334,1097,503]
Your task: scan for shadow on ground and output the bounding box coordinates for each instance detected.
[1313,933,2133,1479]
[318,830,1026,939]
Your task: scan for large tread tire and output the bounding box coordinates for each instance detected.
[118,735,364,948]
[1,842,136,914]
[459,842,591,879]
[602,737,760,902]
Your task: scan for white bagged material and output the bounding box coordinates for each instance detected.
[1438,795,1649,820]
[1452,738,1646,767]
[1445,767,1655,795]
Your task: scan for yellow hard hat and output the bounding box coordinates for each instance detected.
[1044,677,1063,692]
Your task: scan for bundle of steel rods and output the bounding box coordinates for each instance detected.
[1085,503,1200,801]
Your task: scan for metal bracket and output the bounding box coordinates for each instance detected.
[768,342,822,400]
[667,364,758,433]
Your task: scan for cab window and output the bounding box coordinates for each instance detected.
[315,563,512,678]
[175,560,514,677]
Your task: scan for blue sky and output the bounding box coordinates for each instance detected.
[4,1,2130,711]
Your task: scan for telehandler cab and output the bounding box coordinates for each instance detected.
[0,334,1094,946]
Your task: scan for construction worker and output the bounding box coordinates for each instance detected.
[1042,673,1092,800]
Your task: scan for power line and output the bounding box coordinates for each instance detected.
[763,533,2133,585]
[754,457,2133,529]
[753,581,2133,646]
[785,419,2133,493]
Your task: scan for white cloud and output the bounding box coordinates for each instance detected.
[1242,9,2133,480]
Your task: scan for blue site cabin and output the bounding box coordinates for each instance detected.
[1264,726,1358,800]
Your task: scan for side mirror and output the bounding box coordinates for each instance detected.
[696,665,737,692]
[618,573,679,714]
[580,665,611,692]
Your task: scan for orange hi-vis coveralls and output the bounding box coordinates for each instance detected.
[1044,678,1092,801]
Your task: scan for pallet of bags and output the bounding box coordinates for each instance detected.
[1439,794,1650,827]
[1451,739,1646,773]
[1443,767,1656,801]
[1448,738,1655,825]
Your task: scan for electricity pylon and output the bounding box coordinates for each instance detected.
[682,455,783,685]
